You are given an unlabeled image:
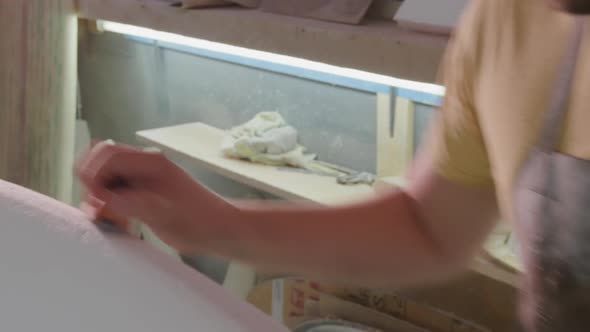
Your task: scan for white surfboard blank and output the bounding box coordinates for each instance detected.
[0,180,287,332]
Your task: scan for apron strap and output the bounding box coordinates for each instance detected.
[538,19,585,152]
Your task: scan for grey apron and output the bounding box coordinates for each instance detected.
[513,20,588,331]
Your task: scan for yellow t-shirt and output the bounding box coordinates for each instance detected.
[432,0,590,220]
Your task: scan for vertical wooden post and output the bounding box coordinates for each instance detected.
[376,91,415,178]
[0,0,78,202]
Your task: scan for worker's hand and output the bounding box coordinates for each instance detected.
[76,142,238,253]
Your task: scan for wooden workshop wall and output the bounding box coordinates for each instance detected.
[0,0,77,202]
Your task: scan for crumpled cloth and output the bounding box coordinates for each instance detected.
[221,112,316,168]
[221,112,376,186]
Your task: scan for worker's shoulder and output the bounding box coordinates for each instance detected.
[458,0,547,45]
[467,0,539,14]
[464,0,540,28]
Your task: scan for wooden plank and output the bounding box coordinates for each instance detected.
[484,233,523,273]
[376,95,415,177]
[77,0,448,83]
[376,93,397,177]
[137,122,376,206]
[0,1,77,202]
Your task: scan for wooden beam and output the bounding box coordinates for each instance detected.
[376,95,415,177]
[0,1,78,202]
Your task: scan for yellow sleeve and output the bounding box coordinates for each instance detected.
[429,0,494,187]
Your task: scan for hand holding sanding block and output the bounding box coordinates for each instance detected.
[82,195,135,235]
[79,139,134,235]
[79,141,180,258]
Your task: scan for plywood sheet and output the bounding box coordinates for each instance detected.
[484,233,523,273]
[0,179,287,332]
[394,0,468,35]
[376,95,415,177]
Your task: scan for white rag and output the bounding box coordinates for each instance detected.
[221,112,316,168]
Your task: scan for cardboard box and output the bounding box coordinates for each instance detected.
[247,278,490,332]
[325,286,490,332]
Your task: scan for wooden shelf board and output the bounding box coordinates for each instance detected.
[484,234,523,274]
[136,122,376,206]
[77,0,448,83]
[471,256,519,288]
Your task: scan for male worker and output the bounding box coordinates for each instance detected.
[78,0,590,330]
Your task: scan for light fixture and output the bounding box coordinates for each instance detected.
[100,21,445,96]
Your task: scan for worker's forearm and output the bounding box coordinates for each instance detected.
[209,191,466,288]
